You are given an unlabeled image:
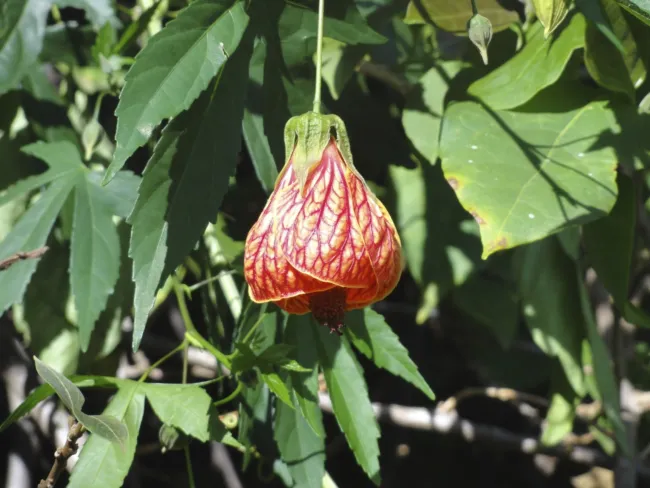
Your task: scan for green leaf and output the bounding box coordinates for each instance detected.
[583,173,635,306]
[34,357,128,445]
[389,164,481,320]
[345,308,435,401]
[319,39,365,100]
[274,381,325,488]
[584,0,646,99]
[469,14,585,110]
[403,62,464,164]
[260,371,295,409]
[106,0,249,181]
[584,174,650,327]
[0,141,83,207]
[0,383,53,432]
[21,63,64,105]
[440,100,618,258]
[576,0,626,53]
[577,271,627,452]
[242,109,279,193]
[541,365,578,446]
[88,170,141,219]
[71,176,121,351]
[143,383,214,442]
[113,0,161,54]
[279,2,385,64]
[313,323,381,485]
[68,383,145,488]
[516,238,586,396]
[127,115,183,351]
[617,0,650,25]
[163,30,252,279]
[0,0,51,94]
[284,314,326,438]
[404,0,519,33]
[0,177,77,316]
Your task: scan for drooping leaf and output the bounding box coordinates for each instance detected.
[143,384,214,442]
[403,61,464,164]
[584,0,646,99]
[127,114,185,351]
[34,357,128,446]
[389,164,481,321]
[577,271,627,452]
[404,0,519,33]
[260,371,294,409]
[469,14,586,110]
[313,323,381,485]
[163,31,252,280]
[68,383,145,488]
[516,238,586,396]
[575,0,626,53]
[71,176,121,351]
[440,100,618,258]
[106,0,249,181]
[345,308,435,401]
[0,0,51,94]
[0,177,78,316]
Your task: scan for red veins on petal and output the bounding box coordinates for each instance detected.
[243,135,403,319]
[276,141,375,290]
[243,180,333,304]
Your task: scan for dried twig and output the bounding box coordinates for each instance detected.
[0,247,49,271]
[38,421,85,488]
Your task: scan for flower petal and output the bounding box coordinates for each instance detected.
[276,140,376,290]
[346,172,402,305]
[244,187,333,304]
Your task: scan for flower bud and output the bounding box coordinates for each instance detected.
[159,424,190,453]
[468,14,493,65]
[533,0,570,38]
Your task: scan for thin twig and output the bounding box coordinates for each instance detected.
[38,421,85,488]
[0,247,49,271]
[317,393,650,478]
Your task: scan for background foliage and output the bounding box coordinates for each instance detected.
[2,0,650,487]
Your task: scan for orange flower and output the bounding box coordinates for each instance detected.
[243,113,402,333]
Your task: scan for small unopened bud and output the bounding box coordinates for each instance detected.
[467,14,493,65]
[159,424,190,453]
[533,0,570,38]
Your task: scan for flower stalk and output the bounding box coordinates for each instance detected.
[313,0,325,114]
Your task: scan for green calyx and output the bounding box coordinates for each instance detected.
[283,111,355,191]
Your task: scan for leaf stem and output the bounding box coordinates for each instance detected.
[138,341,185,383]
[214,381,243,407]
[470,0,478,15]
[184,445,196,488]
[312,0,325,114]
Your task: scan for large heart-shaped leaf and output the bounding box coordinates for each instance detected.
[440,100,618,258]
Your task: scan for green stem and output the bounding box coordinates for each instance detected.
[184,445,196,488]
[470,0,478,15]
[172,277,232,369]
[213,381,243,407]
[312,0,325,114]
[138,342,185,383]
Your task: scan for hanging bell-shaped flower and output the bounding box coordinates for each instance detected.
[244,112,403,333]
